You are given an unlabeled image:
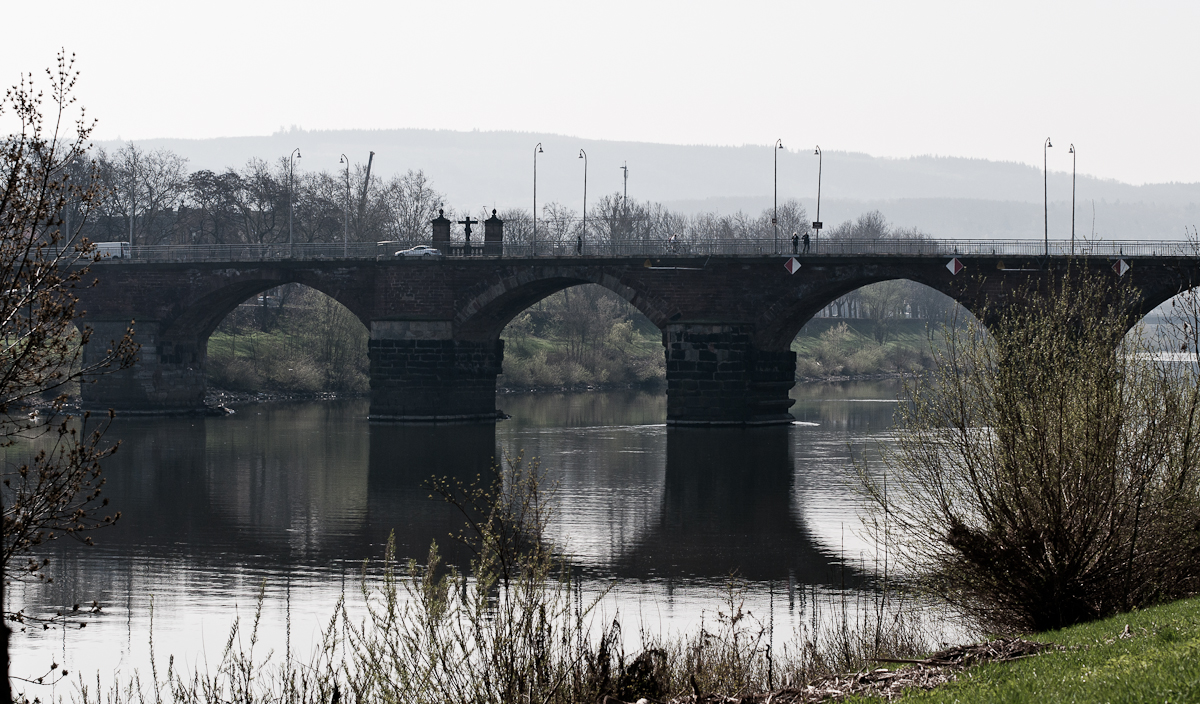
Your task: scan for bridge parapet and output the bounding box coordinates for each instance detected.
[85,239,1199,264]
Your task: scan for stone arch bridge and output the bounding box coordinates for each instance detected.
[75,247,1199,424]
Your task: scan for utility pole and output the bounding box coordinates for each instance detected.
[356,151,375,241]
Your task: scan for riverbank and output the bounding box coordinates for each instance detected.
[876,594,1200,703]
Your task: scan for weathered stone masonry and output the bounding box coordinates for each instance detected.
[367,320,503,421]
[665,324,796,425]
[73,255,1189,424]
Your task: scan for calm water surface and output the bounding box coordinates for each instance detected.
[10,382,904,689]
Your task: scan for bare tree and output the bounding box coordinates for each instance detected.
[379,169,443,244]
[1,52,138,697]
[95,142,188,245]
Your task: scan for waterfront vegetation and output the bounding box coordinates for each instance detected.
[792,319,939,379]
[207,286,370,394]
[498,285,665,390]
[877,595,1200,703]
[859,273,1200,635]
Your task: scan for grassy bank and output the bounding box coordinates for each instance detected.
[498,285,665,390]
[792,318,939,379]
[876,594,1200,703]
[207,286,369,393]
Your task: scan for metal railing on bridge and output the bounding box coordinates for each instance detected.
[88,238,1200,263]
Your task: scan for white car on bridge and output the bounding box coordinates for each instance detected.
[394,245,444,259]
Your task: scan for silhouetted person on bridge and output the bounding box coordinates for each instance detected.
[792,232,799,254]
[802,232,810,254]
[577,235,583,255]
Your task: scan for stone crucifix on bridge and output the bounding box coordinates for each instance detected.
[458,215,479,248]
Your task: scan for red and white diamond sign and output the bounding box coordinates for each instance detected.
[1113,259,1131,276]
[946,257,964,275]
[784,257,801,274]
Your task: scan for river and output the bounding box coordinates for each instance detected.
[8,381,908,692]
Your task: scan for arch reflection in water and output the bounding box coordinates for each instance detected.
[73,403,374,563]
[615,426,862,587]
[367,422,498,567]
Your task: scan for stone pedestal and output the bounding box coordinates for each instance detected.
[664,323,796,426]
[368,321,502,422]
[80,321,208,414]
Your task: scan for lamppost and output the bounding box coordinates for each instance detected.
[1069,144,1076,256]
[1044,137,1052,257]
[774,139,783,253]
[579,149,587,254]
[289,147,301,256]
[813,146,823,253]
[620,162,629,250]
[339,154,350,258]
[533,142,543,256]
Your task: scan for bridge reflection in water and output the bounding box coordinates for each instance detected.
[29,400,862,590]
[366,422,498,567]
[612,427,859,587]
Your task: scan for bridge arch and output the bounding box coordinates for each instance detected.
[753,268,987,350]
[452,265,675,341]
[160,269,372,343]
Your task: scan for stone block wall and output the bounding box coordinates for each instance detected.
[665,323,796,425]
[368,332,503,422]
[80,321,208,414]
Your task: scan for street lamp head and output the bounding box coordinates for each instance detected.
[1045,138,1052,149]
[1069,144,1075,154]
[814,145,821,155]
[535,142,543,154]
[776,139,783,149]
[579,149,585,159]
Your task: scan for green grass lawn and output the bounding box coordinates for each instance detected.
[870,596,1200,703]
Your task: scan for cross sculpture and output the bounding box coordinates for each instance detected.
[458,215,479,247]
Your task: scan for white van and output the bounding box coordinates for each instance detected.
[94,242,131,259]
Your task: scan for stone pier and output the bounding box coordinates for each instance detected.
[81,321,207,414]
[367,321,503,422]
[664,324,796,425]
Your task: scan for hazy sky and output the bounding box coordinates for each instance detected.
[5,1,1197,185]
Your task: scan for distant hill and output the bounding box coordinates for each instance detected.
[98,129,1200,240]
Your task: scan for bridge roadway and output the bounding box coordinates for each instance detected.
[75,239,1200,425]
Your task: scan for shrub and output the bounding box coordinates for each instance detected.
[859,271,1200,632]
